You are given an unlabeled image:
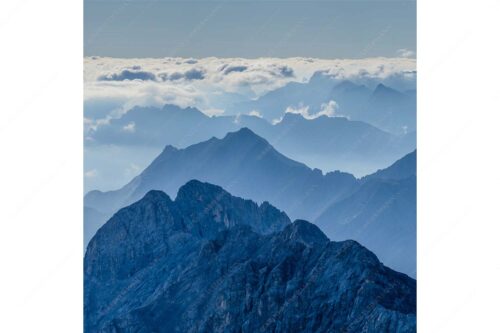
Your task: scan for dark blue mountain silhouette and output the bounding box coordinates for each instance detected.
[85,180,416,332]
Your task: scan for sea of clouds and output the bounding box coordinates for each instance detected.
[85,57,416,121]
[84,57,416,191]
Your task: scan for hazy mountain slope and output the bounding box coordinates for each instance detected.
[316,151,417,277]
[362,83,416,134]
[88,104,239,148]
[84,128,358,221]
[326,80,372,118]
[228,73,416,135]
[364,150,416,181]
[85,181,416,332]
[88,103,415,176]
[226,71,339,121]
[316,177,416,277]
[267,113,414,175]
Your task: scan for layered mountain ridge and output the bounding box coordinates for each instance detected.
[315,150,416,275]
[87,102,415,176]
[85,128,416,276]
[227,74,416,135]
[85,127,359,223]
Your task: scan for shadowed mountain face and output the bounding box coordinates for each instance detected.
[87,103,415,177]
[85,181,416,333]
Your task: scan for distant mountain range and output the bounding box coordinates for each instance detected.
[84,127,358,233]
[317,176,416,276]
[88,103,415,176]
[315,150,417,275]
[85,180,416,332]
[85,128,416,276]
[227,72,416,135]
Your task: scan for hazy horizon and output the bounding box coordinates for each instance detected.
[85,0,416,59]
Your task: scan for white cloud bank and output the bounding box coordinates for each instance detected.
[249,110,263,118]
[283,100,340,120]
[85,56,416,122]
[319,100,340,118]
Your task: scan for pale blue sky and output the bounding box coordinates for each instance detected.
[84,0,416,58]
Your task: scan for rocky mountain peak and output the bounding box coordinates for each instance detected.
[85,182,416,332]
[281,219,330,247]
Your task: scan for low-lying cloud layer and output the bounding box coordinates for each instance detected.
[85,56,416,127]
[98,69,157,82]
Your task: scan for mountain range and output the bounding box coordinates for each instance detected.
[315,150,417,275]
[85,128,416,276]
[317,176,416,276]
[227,72,416,135]
[87,103,415,176]
[84,127,358,235]
[85,180,416,332]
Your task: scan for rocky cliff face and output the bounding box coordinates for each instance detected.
[85,180,416,332]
